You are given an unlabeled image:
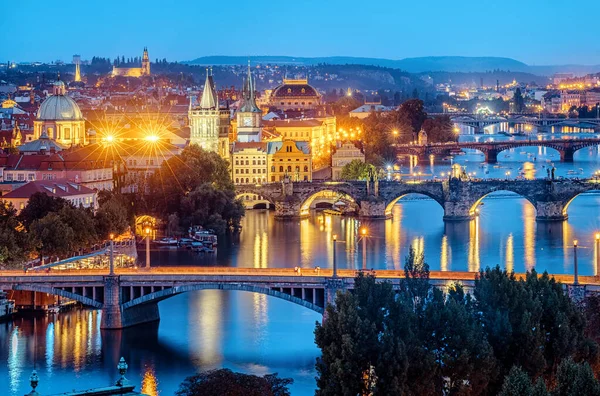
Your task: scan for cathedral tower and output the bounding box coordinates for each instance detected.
[141,47,150,76]
[236,61,262,142]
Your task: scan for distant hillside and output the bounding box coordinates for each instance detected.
[184,55,600,76]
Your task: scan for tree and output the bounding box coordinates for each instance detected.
[422,116,457,143]
[0,201,30,268]
[499,366,549,396]
[175,369,292,396]
[19,192,67,228]
[397,99,427,136]
[29,213,75,259]
[553,358,600,396]
[95,194,129,238]
[513,88,525,113]
[58,205,99,250]
[339,160,372,181]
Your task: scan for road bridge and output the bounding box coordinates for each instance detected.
[0,267,597,329]
[394,137,600,163]
[236,179,598,221]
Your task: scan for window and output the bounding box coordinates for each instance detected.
[246,160,249,165]
[246,169,249,174]
[252,169,256,174]
[262,160,266,165]
[304,166,309,172]
[246,178,249,183]
[28,174,35,181]
[271,166,275,172]
[287,166,292,172]
[252,160,256,165]
[64,128,71,139]
[17,174,24,181]
[5,174,12,181]
[279,166,283,172]
[235,160,239,165]
[235,169,239,174]
[271,176,275,181]
[236,178,239,183]
[295,166,300,172]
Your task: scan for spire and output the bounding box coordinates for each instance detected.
[74,63,81,82]
[199,67,218,109]
[239,60,260,113]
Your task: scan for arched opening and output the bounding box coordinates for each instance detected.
[235,192,273,210]
[299,190,358,217]
[384,193,444,218]
[562,190,600,217]
[496,145,560,163]
[470,190,536,217]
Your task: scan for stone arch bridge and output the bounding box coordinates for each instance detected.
[394,138,600,163]
[236,179,598,221]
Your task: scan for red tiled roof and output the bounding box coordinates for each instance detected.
[3,179,95,199]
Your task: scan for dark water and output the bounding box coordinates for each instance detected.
[2,131,600,395]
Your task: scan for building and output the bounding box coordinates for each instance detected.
[33,80,87,146]
[188,69,230,157]
[236,63,263,143]
[331,142,365,180]
[2,179,97,212]
[111,48,150,77]
[269,77,321,112]
[73,54,82,82]
[350,101,396,119]
[231,142,268,185]
[267,140,311,182]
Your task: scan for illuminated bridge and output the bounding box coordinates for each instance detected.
[236,179,599,221]
[0,268,596,329]
[394,137,600,163]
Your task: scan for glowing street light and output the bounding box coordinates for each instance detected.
[105,135,115,143]
[145,135,160,143]
[360,227,368,270]
[332,234,338,278]
[145,226,151,268]
[573,240,579,285]
[109,233,115,276]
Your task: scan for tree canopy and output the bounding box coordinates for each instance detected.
[175,369,292,396]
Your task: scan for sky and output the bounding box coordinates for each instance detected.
[3,0,600,65]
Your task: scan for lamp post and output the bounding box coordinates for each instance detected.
[360,227,367,270]
[596,233,600,275]
[332,234,338,278]
[145,226,151,268]
[573,239,579,285]
[109,233,115,276]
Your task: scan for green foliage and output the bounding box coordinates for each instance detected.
[149,145,243,234]
[0,201,30,268]
[29,212,75,258]
[179,184,245,235]
[175,369,292,396]
[422,115,457,143]
[339,160,373,181]
[316,258,598,396]
[95,193,129,239]
[19,192,67,228]
[514,88,525,113]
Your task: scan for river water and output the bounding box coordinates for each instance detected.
[2,131,600,395]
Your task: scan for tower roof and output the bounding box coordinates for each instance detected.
[239,61,261,113]
[199,68,218,109]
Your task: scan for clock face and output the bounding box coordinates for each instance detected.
[242,116,253,127]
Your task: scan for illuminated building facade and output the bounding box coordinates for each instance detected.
[331,142,364,180]
[189,69,230,157]
[236,63,262,143]
[269,77,321,112]
[231,142,268,185]
[73,54,82,82]
[267,140,311,182]
[33,80,87,146]
[111,47,150,77]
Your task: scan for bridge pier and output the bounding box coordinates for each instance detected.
[560,148,574,162]
[485,150,498,163]
[442,201,475,222]
[358,200,389,219]
[535,201,568,222]
[100,276,160,330]
[274,200,303,220]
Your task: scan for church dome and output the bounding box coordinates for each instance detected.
[271,78,319,99]
[37,94,83,121]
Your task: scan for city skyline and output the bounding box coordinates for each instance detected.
[4,0,600,65]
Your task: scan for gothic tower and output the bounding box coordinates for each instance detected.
[236,61,262,142]
[141,47,150,76]
[189,68,229,154]
[74,63,81,82]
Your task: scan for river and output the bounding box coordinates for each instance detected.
[2,131,600,395]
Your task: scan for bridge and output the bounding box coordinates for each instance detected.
[394,137,600,163]
[1,267,598,329]
[430,114,600,134]
[236,179,598,221]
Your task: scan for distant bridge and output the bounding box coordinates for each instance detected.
[394,137,600,163]
[0,268,597,329]
[438,114,600,134]
[236,179,599,221]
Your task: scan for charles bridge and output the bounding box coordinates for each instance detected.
[1,268,598,329]
[394,137,600,163]
[236,178,598,221]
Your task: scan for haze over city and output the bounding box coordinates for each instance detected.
[4,0,600,65]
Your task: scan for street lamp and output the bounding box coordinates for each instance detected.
[595,233,600,275]
[573,240,579,285]
[332,234,338,278]
[144,226,151,268]
[360,227,367,270]
[109,233,115,276]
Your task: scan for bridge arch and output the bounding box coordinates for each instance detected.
[235,187,277,205]
[384,192,445,218]
[470,190,537,216]
[562,190,600,217]
[121,283,324,314]
[12,284,103,308]
[299,189,358,215]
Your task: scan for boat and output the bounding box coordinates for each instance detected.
[153,238,178,246]
[47,306,60,315]
[189,226,218,247]
[178,238,194,248]
[0,291,15,321]
[323,209,342,216]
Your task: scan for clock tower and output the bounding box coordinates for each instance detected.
[236,62,262,142]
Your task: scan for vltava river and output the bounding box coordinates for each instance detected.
[2,132,600,395]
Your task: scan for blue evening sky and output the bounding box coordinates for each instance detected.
[3,0,600,65]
